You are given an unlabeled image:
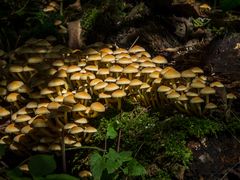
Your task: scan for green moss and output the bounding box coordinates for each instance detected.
[80,7,100,33]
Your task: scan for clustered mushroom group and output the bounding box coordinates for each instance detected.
[0,38,236,154]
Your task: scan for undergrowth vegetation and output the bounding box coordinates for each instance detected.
[1,102,239,179]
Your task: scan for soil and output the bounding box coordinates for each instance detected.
[185,133,240,180]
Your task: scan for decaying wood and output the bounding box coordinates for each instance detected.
[68,20,84,49]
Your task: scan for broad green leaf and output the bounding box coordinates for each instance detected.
[46,174,79,180]
[105,156,122,174]
[126,159,146,176]
[0,144,6,158]
[106,124,117,139]
[118,151,133,162]
[89,152,105,180]
[28,155,56,177]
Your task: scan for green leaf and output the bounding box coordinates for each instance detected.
[0,144,6,158]
[45,174,79,180]
[126,159,146,176]
[89,152,105,180]
[28,155,56,177]
[118,151,133,162]
[106,124,117,139]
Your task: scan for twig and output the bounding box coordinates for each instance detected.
[220,161,240,180]
[66,146,105,152]
[129,36,139,50]
[134,143,144,158]
[13,0,30,15]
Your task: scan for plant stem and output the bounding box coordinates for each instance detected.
[61,129,67,173]
[117,129,122,152]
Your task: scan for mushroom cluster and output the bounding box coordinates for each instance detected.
[0,38,234,153]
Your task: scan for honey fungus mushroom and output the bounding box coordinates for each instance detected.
[0,39,229,155]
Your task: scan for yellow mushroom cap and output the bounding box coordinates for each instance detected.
[90,79,103,87]
[64,123,77,130]
[152,55,168,64]
[117,57,132,65]
[19,164,29,172]
[6,92,20,102]
[112,89,126,98]
[181,70,196,78]
[75,91,91,100]
[97,68,110,76]
[85,65,98,72]
[31,117,48,128]
[63,94,76,104]
[90,102,105,112]
[113,48,128,55]
[104,83,119,92]
[72,103,87,112]
[178,94,188,101]
[94,82,108,91]
[64,136,76,145]
[70,126,84,134]
[84,125,97,133]
[35,107,50,115]
[100,47,113,55]
[191,67,204,74]
[79,170,92,178]
[226,93,237,99]
[129,79,143,86]
[200,86,216,95]
[101,54,115,62]
[67,65,81,73]
[115,53,131,59]
[7,81,24,91]
[157,85,171,93]
[15,115,31,123]
[205,102,217,109]
[167,90,180,99]
[75,117,88,124]
[87,54,101,61]
[0,106,10,117]
[49,144,61,151]
[21,125,33,134]
[186,91,198,97]
[9,65,23,73]
[129,45,145,53]
[122,65,138,74]
[109,65,123,73]
[210,81,224,88]
[190,97,204,104]
[163,68,181,79]
[47,102,61,110]
[176,85,187,92]
[28,56,44,64]
[105,77,117,83]
[116,78,131,86]
[48,78,65,87]
[52,59,64,67]
[5,123,20,133]
[40,88,55,95]
[191,81,206,89]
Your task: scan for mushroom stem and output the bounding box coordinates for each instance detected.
[117,98,122,111]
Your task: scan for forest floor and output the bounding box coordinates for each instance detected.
[186,133,240,179]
